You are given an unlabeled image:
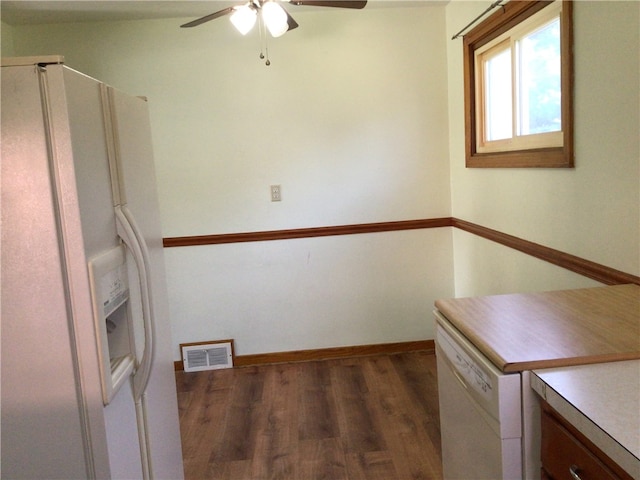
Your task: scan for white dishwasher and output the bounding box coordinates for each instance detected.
[435,311,523,479]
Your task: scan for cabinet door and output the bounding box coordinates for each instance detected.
[541,409,628,480]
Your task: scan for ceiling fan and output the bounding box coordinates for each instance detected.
[181,1,367,64]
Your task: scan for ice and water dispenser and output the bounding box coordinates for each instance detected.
[88,245,136,404]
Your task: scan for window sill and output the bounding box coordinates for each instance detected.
[466,146,573,168]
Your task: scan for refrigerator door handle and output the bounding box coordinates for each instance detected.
[115,205,156,480]
[114,205,156,401]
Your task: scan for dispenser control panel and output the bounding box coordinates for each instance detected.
[100,260,128,318]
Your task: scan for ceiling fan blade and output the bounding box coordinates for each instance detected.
[285,10,300,31]
[180,6,236,28]
[288,0,367,8]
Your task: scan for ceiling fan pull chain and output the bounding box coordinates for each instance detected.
[265,40,271,66]
[257,13,270,66]
[258,13,265,60]
[263,20,271,65]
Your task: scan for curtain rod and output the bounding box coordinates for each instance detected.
[451,0,504,40]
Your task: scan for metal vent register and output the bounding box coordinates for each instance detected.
[181,340,234,372]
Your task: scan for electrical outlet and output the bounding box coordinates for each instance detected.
[270,185,281,202]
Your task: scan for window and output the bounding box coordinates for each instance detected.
[464,1,573,168]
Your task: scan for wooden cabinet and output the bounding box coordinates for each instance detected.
[540,401,633,480]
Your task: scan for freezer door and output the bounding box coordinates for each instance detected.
[1,63,111,478]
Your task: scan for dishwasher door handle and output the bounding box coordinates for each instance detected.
[452,367,469,390]
[438,344,470,392]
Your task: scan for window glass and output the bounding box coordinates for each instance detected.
[517,17,561,136]
[485,46,512,141]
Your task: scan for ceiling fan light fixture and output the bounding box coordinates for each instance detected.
[262,1,289,37]
[230,4,257,35]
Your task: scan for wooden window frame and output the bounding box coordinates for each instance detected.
[464,0,574,168]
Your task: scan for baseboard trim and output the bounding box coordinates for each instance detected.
[174,339,435,371]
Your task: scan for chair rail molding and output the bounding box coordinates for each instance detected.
[163,217,640,287]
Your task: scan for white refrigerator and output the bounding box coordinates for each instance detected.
[1,56,184,479]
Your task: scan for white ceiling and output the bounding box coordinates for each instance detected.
[0,0,444,26]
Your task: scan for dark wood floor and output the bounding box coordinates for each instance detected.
[175,351,443,480]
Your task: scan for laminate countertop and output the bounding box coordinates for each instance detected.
[434,284,640,373]
[531,360,640,478]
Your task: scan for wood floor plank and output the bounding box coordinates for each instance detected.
[178,371,235,461]
[344,451,398,480]
[251,363,299,480]
[211,367,266,463]
[361,356,420,479]
[390,351,442,454]
[362,356,416,435]
[362,354,443,479]
[205,460,253,480]
[331,361,386,454]
[297,438,348,480]
[297,361,339,441]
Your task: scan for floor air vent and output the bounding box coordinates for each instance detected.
[181,340,234,372]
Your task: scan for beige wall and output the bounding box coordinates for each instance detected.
[1,20,15,56]
[5,5,455,357]
[4,1,638,357]
[445,0,640,297]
